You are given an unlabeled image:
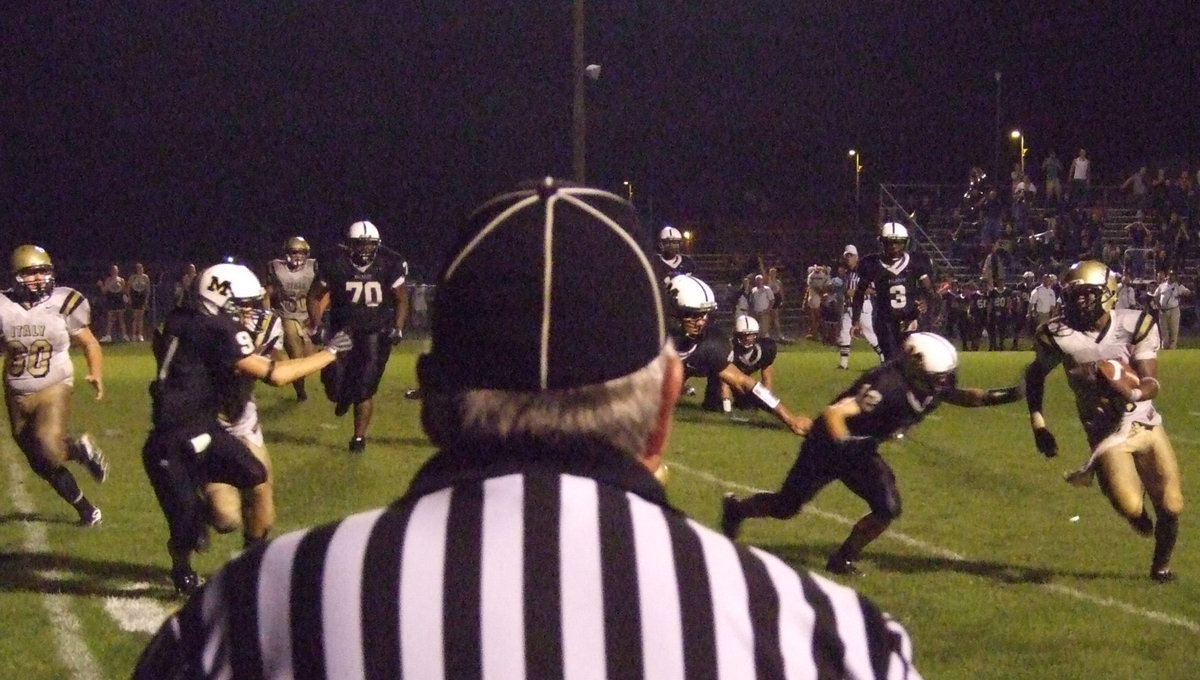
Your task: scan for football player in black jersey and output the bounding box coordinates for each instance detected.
[851,222,937,360]
[650,226,696,288]
[145,263,352,594]
[721,332,1022,576]
[307,220,410,453]
[667,274,810,435]
[986,278,1013,351]
[721,315,781,412]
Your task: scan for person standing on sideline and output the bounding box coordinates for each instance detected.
[172,263,197,309]
[763,265,785,339]
[144,263,351,594]
[1153,269,1190,349]
[722,332,1022,576]
[1024,260,1183,582]
[264,236,319,401]
[0,245,108,527]
[97,263,127,342]
[837,244,885,368]
[134,177,925,680]
[747,272,774,333]
[306,220,409,453]
[1069,148,1091,205]
[125,262,151,342]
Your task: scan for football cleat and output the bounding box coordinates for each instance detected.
[77,506,102,528]
[404,388,421,400]
[75,433,108,483]
[171,567,203,597]
[825,555,863,577]
[348,436,367,453]
[1151,567,1176,584]
[720,493,743,540]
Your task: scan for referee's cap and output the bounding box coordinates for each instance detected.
[843,244,858,256]
[421,177,666,392]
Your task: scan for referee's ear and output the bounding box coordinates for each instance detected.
[641,352,682,475]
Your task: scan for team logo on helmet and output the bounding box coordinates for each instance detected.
[196,263,267,330]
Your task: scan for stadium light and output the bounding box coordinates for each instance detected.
[1010,129,1026,175]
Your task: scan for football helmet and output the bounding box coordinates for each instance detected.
[196,263,267,329]
[902,332,959,393]
[659,226,683,257]
[347,220,381,266]
[733,314,759,347]
[1060,260,1117,331]
[667,274,717,339]
[11,245,55,303]
[284,236,310,269]
[879,222,909,263]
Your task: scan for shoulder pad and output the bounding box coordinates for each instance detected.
[1132,310,1155,344]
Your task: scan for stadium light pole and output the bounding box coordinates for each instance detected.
[1010,129,1026,175]
[849,149,862,230]
[572,0,586,183]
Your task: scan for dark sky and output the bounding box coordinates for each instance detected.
[3,3,1198,275]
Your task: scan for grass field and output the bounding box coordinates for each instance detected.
[2,338,1198,679]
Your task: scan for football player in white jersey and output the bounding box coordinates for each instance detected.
[264,236,319,401]
[1024,260,1183,583]
[0,245,108,526]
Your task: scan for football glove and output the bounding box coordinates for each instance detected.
[388,326,403,345]
[325,330,353,356]
[308,325,327,344]
[1032,427,1058,458]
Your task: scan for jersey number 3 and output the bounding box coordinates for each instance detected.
[888,283,908,310]
[345,281,384,307]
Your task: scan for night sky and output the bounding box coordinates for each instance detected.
[4,3,1198,277]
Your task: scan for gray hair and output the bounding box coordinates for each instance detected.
[421,343,674,459]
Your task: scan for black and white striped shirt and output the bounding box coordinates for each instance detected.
[135,441,923,680]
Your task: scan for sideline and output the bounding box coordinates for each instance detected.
[672,461,1200,633]
[3,445,106,680]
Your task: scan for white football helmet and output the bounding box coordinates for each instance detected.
[902,332,958,393]
[733,314,760,347]
[659,226,683,257]
[196,263,267,328]
[879,221,909,262]
[667,274,717,315]
[347,220,381,266]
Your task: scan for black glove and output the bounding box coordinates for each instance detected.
[1032,427,1058,458]
[388,326,403,345]
[308,325,327,345]
[325,330,353,356]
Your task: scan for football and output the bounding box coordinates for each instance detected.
[1097,358,1140,391]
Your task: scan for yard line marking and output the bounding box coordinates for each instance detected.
[4,449,106,680]
[671,461,1200,633]
[104,583,174,634]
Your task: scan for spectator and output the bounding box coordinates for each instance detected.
[1125,211,1151,280]
[126,262,151,342]
[173,263,197,309]
[1041,151,1064,205]
[1121,165,1149,207]
[803,263,829,341]
[1153,269,1191,349]
[134,177,926,679]
[1029,273,1058,330]
[748,273,775,333]
[97,264,127,342]
[763,266,786,340]
[1068,148,1091,205]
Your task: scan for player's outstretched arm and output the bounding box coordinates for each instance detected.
[1023,361,1057,457]
[236,331,352,386]
[718,364,810,435]
[942,383,1022,408]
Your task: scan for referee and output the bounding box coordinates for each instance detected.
[134,178,924,680]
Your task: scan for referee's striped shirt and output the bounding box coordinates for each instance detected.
[135,443,923,680]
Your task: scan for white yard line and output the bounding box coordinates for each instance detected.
[3,449,107,680]
[672,461,1200,633]
[103,583,173,634]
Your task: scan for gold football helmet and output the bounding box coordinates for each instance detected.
[11,245,55,303]
[284,236,310,269]
[1060,260,1118,330]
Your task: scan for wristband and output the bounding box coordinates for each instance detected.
[751,382,781,409]
[1031,412,1046,429]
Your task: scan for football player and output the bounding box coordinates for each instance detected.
[836,244,884,369]
[721,315,779,411]
[306,220,410,452]
[650,226,696,287]
[0,245,108,526]
[1024,260,1183,583]
[722,332,1022,576]
[667,274,809,435]
[146,263,352,594]
[264,236,319,401]
[851,222,937,360]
